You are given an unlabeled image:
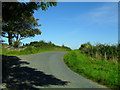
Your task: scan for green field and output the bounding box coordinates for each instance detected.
[63,50,119,88]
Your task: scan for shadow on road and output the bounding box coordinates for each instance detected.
[2,55,69,89]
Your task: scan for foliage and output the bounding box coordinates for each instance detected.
[1,41,71,56]
[63,50,119,88]
[2,2,57,22]
[79,43,119,62]
[2,2,57,45]
[13,16,41,41]
[25,41,71,51]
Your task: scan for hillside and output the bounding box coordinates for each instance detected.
[1,41,71,56]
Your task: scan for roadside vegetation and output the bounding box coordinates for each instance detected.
[1,41,71,56]
[63,43,119,89]
[79,42,119,62]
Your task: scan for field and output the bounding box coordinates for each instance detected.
[63,50,119,88]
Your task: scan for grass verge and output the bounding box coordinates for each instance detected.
[1,46,70,56]
[63,50,119,89]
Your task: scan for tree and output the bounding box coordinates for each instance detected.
[2,2,57,22]
[13,16,41,41]
[2,2,57,45]
[11,15,41,47]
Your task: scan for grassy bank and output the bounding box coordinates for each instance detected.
[1,41,71,56]
[1,47,67,56]
[63,50,119,89]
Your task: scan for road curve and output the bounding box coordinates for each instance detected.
[19,51,108,88]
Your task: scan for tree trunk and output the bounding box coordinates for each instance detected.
[8,32,12,45]
[16,34,19,41]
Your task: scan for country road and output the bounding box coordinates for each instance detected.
[18,51,108,88]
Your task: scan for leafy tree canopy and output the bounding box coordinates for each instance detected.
[2,2,57,45]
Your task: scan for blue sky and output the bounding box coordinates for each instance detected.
[4,2,118,49]
[22,2,118,49]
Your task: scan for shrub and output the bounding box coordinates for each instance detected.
[79,43,118,62]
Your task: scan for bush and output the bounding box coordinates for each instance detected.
[79,43,118,62]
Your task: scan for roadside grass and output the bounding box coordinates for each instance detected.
[63,50,119,89]
[1,46,70,56]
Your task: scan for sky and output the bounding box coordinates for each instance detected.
[3,2,118,49]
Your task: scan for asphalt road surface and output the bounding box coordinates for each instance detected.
[19,51,108,88]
